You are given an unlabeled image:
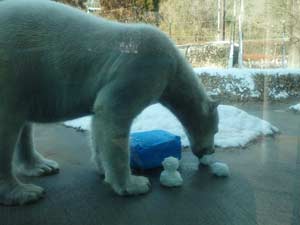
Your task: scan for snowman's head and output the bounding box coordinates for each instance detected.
[162,157,179,171]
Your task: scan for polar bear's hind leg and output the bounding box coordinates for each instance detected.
[14,123,59,177]
[0,111,45,206]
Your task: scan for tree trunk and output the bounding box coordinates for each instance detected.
[228,0,237,68]
[238,0,244,68]
[152,0,160,26]
[288,0,300,67]
[222,0,226,41]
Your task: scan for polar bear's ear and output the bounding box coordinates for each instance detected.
[209,100,220,111]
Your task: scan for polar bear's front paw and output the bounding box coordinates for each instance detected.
[16,158,59,177]
[0,181,45,206]
[110,175,151,196]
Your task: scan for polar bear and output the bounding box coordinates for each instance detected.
[0,0,219,205]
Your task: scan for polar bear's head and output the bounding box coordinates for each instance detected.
[190,100,219,158]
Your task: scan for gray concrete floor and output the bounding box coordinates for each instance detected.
[1,102,300,225]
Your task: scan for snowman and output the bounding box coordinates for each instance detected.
[160,156,183,187]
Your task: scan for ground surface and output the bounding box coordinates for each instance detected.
[0,102,300,225]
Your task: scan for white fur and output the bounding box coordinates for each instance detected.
[15,157,59,177]
[0,0,218,205]
[0,181,45,206]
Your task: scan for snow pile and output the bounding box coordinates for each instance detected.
[64,104,279,149]
[131,104,188,145]
[199,155,230,177]
[210,162,230,177]
[289,103,300,112]
[215,105,279,148]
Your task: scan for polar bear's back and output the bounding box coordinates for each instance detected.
[0,0,179,123]
[0,0,113,47]
[0,0,176,77]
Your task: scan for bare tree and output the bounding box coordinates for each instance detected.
[228,0,237,68]
[268,0,300,67]
[159,0,218,44]
[238,0,244,68]
[100,0,164,24]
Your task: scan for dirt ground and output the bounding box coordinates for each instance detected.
[0,101,299,225]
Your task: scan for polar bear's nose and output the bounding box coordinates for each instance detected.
[194,147,215,158]
[205,147,215,155]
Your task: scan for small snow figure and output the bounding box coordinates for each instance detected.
[210,162,230,177]
[160,157,183,187]
[199,154,230,177]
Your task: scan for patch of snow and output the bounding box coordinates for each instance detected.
[195,68,256,98]
[64,104,279,149]
[215,105,279,148]
[199,155,214,166]
[251,90,261,98]
[194,68,300,100]
[289,103,300,112]
[199,155,229,177]
[194,67,300,77]
[210,162,230,177]
[64,116,91,131]
[207,89,220,96]
[131,104,189,145]
[272,90,289,100]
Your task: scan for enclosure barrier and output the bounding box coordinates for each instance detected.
[195,68,300,102]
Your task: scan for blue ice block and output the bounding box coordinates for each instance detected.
[130,130,182,169]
